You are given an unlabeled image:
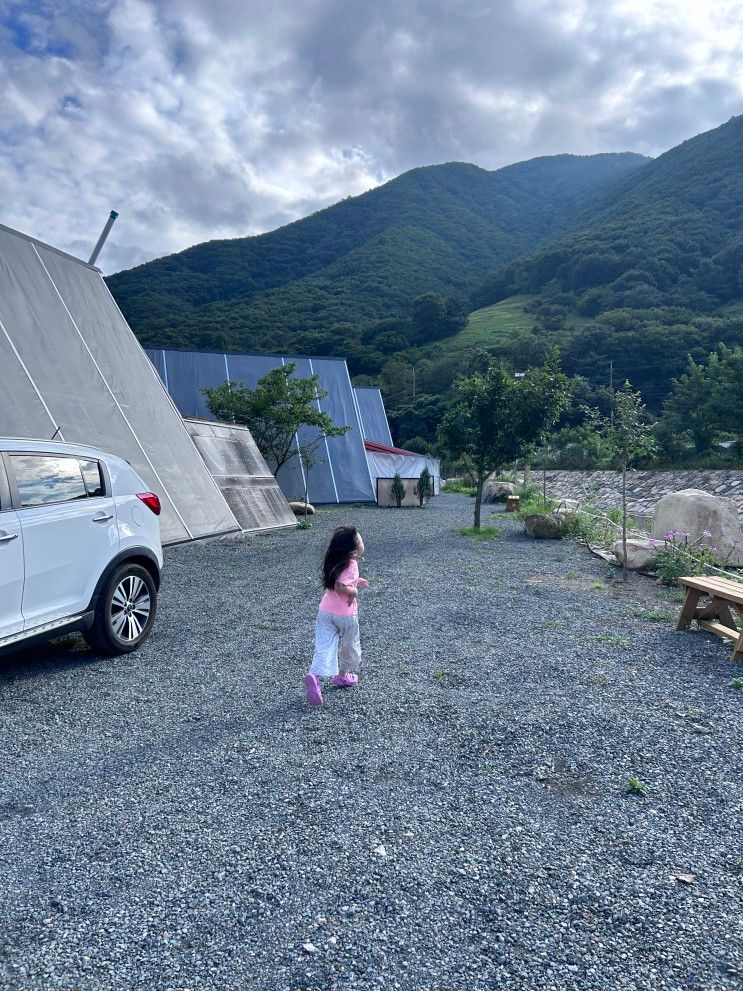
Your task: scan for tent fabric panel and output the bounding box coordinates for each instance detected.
[188,419,273,478]
[289,357,338,505]
[312,358,375,502]
[220,478,297,532]
[145,348,167,383]
[224,353,282,388]
[184,419,296,531]
[0,228,190,543]
[0,331,58,439]
[355,388,394,446]
[365,449,441,496]
[39,256,238,541]
[161,349,229,420]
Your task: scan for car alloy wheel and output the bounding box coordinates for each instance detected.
[110,574,151,642]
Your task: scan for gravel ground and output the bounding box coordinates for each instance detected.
[1,494,741,991]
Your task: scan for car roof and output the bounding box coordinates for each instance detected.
[0,437,118,459]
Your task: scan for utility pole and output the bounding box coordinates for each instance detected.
[609,359,614,428]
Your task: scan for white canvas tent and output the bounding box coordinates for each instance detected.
[364,440,441,497]
[0,222,247,543]
[353,387,440,496]
[145,348,376,504]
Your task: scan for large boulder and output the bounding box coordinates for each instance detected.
[650,488,743,566]
[612,538,659,572]
[483,480,517,503]
[288,501,315,516]
[524,513,564,539]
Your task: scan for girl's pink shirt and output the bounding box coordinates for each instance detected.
[319,559,359,616]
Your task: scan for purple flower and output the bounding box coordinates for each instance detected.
[702,530,712,539]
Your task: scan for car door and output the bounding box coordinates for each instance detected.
[0,456,24,638]
[9,453,119,629]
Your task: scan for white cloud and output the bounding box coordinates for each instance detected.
[0,0,740,273]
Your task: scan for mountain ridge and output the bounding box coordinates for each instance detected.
[107,150,647,350]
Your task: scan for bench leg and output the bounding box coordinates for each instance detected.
[676,589,701,630]
[696,598,738,629]
[733,606,743,662]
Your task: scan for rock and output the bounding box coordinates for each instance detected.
[611,538,659,572]
[524,514,564,539]
[650,489,743,566]
[373,844,387,858]
[483,481,517,503]
[288,501,315,516]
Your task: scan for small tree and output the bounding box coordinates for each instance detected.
[415,466,433,507]
[390,473,406,508]
[438,353,570,529]
[587,383,657,582]
[202,363,348,477]
[297,440,325,524]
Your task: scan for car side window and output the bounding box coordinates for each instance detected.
[11,455,88,508]
[79,459,104,497]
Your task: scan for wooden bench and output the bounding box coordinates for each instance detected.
[676,576,743,661]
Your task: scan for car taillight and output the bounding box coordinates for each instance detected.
[136,492,161,516]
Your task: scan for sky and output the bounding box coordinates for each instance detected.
[1,0,741,274]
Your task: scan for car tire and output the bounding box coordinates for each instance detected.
[85,563,158,655]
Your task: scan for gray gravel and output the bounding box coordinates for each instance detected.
[1,494,741,991]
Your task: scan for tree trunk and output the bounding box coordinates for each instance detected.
[474,475,484,530]
[524,463,531,486]
[621,456,628,584]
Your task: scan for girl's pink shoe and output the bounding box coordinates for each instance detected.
[331,674,358,688]
[304,673,324,706]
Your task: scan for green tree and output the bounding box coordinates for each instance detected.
[411,292,467,345]
[390,473,406,508]
[438,353,570,529]
[587,384,657,581]
[658,347,743,456]
[297,440,325,524]
[415,467,434,506]
[202,364,348,477]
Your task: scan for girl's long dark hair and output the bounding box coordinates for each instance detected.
[322,526,359,589]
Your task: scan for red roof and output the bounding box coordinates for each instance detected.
[364,439,416,456]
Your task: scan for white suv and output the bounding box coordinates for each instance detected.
[0,439,163,658]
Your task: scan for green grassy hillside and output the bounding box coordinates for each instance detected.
[435,295,593,354]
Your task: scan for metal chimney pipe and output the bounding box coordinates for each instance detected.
[88,210,119,266]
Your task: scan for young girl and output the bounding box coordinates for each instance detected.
[304,526,370,706]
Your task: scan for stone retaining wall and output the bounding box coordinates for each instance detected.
[534,469,743,518]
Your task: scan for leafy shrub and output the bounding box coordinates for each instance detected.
[415,467,434,506]
[444,480,477,496]
[390,473,406,508]
[654,530,732,585]
[516,482,542,503]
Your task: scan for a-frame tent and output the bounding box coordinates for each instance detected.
[145,348,376,504]
[0,223,243,544]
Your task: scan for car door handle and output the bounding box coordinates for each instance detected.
[0,531,19,543]
[92,513,114,523]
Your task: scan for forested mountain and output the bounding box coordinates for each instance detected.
[107,152,645,352]
[472,115,742,314]
[109,117,741,463]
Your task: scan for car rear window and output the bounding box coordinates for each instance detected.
[11,455,89,507]
[79,459,104,497]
